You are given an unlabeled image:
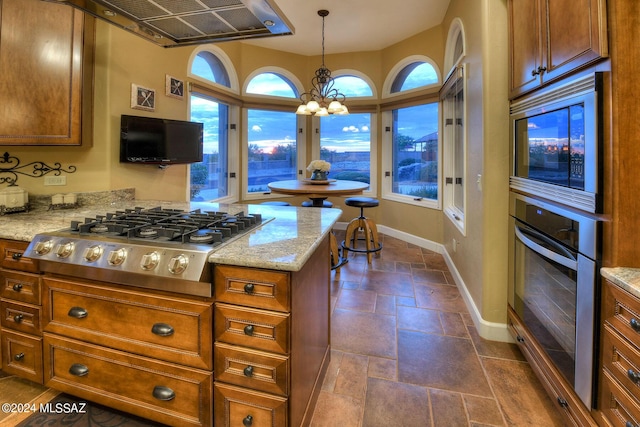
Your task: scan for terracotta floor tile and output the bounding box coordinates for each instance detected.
[439,311,469,337]
[362,378,430,427]
[414,282,470,313]
[337,288,378,312]
[482,358,565,426]
[467,326,525,361]
[311,391,363,427]
[397,305,443,334]
[412,269,449,285]
[398,329,492,395]
[367,356,397,381]
[429,388,468,427]
[332,308,397,358]
[463,394,505,426]
[334,353,369,399]
[360,270,415,297]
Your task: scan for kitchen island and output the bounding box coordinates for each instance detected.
[0,191,340,426]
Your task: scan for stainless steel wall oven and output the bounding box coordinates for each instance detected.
[509,192,601,409]
[510,72,603,213]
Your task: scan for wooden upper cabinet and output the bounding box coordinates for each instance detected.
[0,0,94,145]
[508,0,608,99]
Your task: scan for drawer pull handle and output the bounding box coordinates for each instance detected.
[244,325,254,336]
[152,386,175,401]
[244,283,255,294]
[243,415,253,426]
[626,422,638,427]
[516,335,525,343]
[151,323,175,337]
[631,318,640,332]
[68,307,88,319]
[14,352,25,361]
[243,366,254,377]
[11,252,22,260]
[69,363,89,377]
[557,397,568,408]
[12,283,23,292]
[628,369,640,383]
[13,314,23,323]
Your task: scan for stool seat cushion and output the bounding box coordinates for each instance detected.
[344,197,379,208]
[260,201,291,206]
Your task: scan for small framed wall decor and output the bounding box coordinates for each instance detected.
[131,83,155,111]
[165,74,184,99]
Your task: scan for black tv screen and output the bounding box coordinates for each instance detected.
[120,115,203,164]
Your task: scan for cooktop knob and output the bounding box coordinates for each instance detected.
[168,254,189,275]
[83,245,103,263]
[55,242,75,259]
[107,248,127,266]
[141,251,160,270]
[33,239,53,255]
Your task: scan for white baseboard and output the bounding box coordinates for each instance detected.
[335,222,512,343]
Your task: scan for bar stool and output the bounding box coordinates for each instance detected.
[341,197,382,263]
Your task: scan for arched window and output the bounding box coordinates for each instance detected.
[246,72,297,98]
[383,56,440,98]
[192,51,230,87]
[332,74,374,98]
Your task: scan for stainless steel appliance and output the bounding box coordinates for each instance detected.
[510,72,603,213]
[509,192,601,408]
[25,206,269,297]
[44,0,294,47]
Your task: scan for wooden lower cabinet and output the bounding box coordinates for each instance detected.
[598,280,640,426]
[44,333,213,427]
[0,239,43,383]
[214,382,288,427]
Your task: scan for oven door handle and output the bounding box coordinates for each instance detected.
[514,225,578,271]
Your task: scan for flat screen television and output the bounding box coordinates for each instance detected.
[120,115,204,165]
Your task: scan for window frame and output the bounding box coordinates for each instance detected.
[381,98,442,209]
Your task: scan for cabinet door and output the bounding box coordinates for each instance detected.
[508,0,543,98]
[544,0,608,83]
[0,0,91,145]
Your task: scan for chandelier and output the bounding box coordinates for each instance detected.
[295,10,349,116]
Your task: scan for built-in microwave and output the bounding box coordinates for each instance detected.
[510,73,603,213]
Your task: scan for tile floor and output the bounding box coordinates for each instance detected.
[0,232,567,427]
[309,231,566,426]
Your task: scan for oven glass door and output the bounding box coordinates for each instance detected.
[512,220,579,385]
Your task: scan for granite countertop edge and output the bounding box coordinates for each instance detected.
[601,267,640,299]
[0,189,341,272]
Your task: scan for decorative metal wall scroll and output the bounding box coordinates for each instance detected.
[0,152,77,186]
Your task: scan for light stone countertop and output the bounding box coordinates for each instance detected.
[601,267,640,299]
[0,194,341,272]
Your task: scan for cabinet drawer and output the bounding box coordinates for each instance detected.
[214,265,290,312]
[215,342,289,396]
[214,382,287,427]
[602,324,640,399]
[0,240,39,273]
[43,277,213,370]
[0,269,41,305]
[44,334,212,427]
[603,281,640,348]
[215,303,289,354]
[600,370,640,427]
[1,300,41,335]
[1,329,43,384]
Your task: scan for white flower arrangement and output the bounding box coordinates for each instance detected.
[307,160,331,172]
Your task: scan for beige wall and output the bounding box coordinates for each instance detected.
[2,1,511,330]
[440,0,510,328]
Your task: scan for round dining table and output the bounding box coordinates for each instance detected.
[267,179,370,269]
[267,179,369,207]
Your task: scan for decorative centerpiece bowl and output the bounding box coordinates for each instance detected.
[307,160,331,181]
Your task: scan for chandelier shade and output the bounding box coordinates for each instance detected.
[296,10,349,116]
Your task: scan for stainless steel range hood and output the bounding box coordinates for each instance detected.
[44,0,294,47]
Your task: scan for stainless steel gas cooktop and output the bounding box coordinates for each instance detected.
[26,206,271,297]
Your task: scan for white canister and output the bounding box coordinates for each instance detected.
[0,186,28,208]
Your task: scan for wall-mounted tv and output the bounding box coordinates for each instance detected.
[120,115,204,165]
